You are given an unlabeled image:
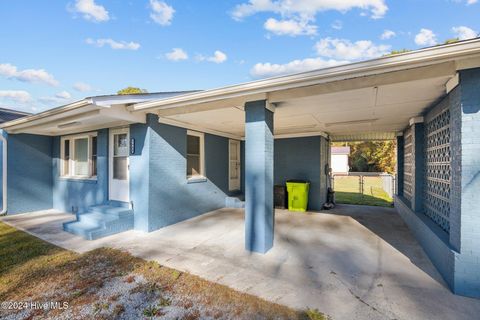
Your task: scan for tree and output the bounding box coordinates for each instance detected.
[333,141,397,174]
[384,49,411,56]
[443,38,460,44]
[117,87,148,95]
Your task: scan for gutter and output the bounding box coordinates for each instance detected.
[0,134,6,215]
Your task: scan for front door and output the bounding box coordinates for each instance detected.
[109,128,130,203]
[229,139,241,191]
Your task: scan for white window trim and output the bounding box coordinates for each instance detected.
[60,132,98,180]
[186,130,205,181]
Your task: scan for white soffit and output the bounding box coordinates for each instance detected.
[164,75,450,138]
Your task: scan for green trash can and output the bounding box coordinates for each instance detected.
[286,180,310,212]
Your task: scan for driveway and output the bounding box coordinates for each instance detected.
[2,205,480,320]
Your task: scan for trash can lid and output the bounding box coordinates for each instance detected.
[286,179,309,183]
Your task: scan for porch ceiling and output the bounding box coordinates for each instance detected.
[159,74,452,140]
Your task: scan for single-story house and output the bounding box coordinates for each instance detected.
[0,107,31,124]
[0,107,31,212]
[331,146,350,174]
[0,39,479,298]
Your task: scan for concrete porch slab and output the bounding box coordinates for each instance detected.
[2,205,480,320]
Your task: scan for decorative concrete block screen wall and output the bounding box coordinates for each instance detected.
[402,101,452,233]
[424,105,451,233]
[396,67,480,298]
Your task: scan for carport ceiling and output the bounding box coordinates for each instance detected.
[164,75,451,139]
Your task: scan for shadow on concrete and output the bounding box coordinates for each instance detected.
[327,204,447,287]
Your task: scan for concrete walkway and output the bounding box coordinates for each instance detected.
[2,205,480,320]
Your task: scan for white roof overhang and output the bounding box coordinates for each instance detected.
[0,98,146,136]
[0,93,194,136]
[131,39,480,141]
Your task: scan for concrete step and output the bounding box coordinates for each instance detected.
[63,220,104,240]
[88,205,133,217]
[225,196,245,208]
[107,200,130,208]
[89,218,134,240]
[77,212,119,226]
[62,204,134,240]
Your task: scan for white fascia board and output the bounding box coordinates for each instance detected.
[132,39,480,112]
[274,131,329,140]
[446,73,459,93]
[158,117,244,141]
[92,92,192,107]
[409,116,425,126]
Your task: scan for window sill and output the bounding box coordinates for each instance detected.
[59,176,97,183]
[187,176,207,184]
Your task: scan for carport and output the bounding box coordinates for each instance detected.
[3,205,480,320]
[131,39,480,297]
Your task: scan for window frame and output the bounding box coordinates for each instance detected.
[60,132,98,180]
[186,130,205,181]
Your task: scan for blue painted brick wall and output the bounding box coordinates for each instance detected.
[274,136,327,211]
[132,114,229,232]
[244,100,274,253]
[412,123,425,213]
[452,68,480,297]
[396,67,480,299]
[52,129,109,214]
[6,133,53,214]
[396,135,404,197]
[0,137,3,211]
[130,121,151,231]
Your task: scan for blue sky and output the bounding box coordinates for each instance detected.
[0,0,479,113]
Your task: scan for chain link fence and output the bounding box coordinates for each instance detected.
[332,173,395,207]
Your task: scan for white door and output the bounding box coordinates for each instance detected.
[109,128,130,203]
[229,139,241,191]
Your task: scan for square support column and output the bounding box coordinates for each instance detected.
[244,100,274,253]
[449,68,480,297]
[396,134,404,197]
[411,121,425,213]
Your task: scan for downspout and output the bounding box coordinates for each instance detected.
[0,134,6,215]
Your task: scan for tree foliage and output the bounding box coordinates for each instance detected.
[384,49,411,56]
[333,141,396,174]
[117,87,148,95]
[443,38,459,44]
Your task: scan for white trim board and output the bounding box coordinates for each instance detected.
[158,117,244,140]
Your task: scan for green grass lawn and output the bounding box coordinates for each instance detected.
[333,176,393,207]
[0,221,329,320]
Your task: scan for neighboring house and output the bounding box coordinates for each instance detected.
[1,39,480,298]
[0,107,31,123]
[0,108,31,212]
[331,146,350,174]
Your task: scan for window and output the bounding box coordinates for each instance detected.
[63,140,70,176]
[91,136,97,176]
[186,131,204,179]
[113,133,128,180]
[61,132,98,179]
